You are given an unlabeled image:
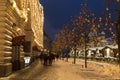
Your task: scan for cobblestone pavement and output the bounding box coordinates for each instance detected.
[0,59,116,80]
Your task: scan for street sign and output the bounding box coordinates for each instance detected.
[24,57,31,66]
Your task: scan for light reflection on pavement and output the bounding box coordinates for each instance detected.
[0,59,115,80]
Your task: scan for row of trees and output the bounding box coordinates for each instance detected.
[51,0,120,67]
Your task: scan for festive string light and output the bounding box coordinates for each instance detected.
[106,7,109,11]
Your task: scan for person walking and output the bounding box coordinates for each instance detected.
[43,51,48,66]
[48,51,53,66]
[39,50,44,64]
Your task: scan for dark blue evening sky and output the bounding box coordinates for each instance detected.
[40,0,117,40]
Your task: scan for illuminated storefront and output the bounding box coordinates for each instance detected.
[0,0,44,77]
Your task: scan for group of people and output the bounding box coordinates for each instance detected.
[39,50,58,66]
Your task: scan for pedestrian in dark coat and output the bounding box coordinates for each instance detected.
[43,53,48,66]
[39,51,44,64]
[48,52,53,65]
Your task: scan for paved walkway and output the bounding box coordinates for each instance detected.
[0,58,118,80]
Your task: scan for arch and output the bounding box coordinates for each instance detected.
[12,35,25,46]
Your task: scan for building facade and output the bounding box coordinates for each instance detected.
[0,0,44,77]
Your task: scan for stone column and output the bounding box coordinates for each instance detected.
[12,45,25,70]
[12,46,20,71]
[24,30,34,63]
[0,0,13,77]
[20,46,25,69]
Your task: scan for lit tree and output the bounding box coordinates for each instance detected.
[104,0,120,64]
[53,24,72,61]
[71,2,97,67]
[61,24,72,61]
[52,31,65,56]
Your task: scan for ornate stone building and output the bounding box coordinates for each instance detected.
[0,0,44,77]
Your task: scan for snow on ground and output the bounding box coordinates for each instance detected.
[0,58,119,80]
[78,59,120,79]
